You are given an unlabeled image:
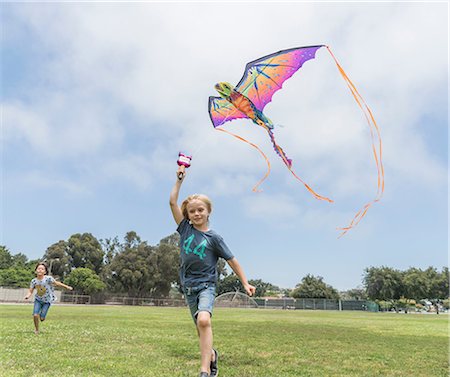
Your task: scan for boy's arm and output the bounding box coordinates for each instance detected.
[170,166,185,225]
[53,281,73,291]
[226,258,256,296]
[24,287,34,300]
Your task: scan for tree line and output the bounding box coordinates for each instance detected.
[0,232,448,303]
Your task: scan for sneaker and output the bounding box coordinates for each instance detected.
[210,348,218,377]
[199,373,209,377]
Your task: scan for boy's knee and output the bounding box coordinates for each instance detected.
[196,312,211,328]
[33,314,39,318]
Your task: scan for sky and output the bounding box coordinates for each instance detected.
[1,2,448,291]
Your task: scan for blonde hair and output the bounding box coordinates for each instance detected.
[181,194,213,220]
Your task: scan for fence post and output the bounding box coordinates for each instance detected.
[339,299,342,311]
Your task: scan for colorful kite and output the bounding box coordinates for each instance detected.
[208,45,384,236]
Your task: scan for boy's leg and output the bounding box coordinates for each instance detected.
[195,285,216,374]
[32,301,41,334]
[33,315,40,334]
[39,302,51,321]
[197,311,213,374]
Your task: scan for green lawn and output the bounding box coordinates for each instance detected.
[0,304,448,376]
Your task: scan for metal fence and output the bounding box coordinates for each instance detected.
[0,287,378,311]
[253,298,378,311]
[101,295,185,307]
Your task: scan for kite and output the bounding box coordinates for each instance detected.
[208,45,384,236]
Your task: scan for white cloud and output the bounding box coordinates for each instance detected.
[21,170,91,196]
[243,193,301,225]
[3,2,447,197]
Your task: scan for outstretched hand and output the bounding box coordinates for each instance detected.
[244,283,256,297]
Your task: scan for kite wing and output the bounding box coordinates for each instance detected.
[236,45,324,111]
[208,96,248,127]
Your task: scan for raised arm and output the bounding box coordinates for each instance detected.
[53,281,73,291]
[227,257,256,296]
[170,166,185,225]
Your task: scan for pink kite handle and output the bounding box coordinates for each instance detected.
[177,153,192,180]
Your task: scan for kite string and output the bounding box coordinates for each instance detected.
[215,127,271,192]
[325,46,385,237]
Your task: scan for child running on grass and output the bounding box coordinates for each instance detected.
[170,164,255,377]
[24,262,73,334]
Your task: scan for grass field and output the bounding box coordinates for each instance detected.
[0,304,448,377]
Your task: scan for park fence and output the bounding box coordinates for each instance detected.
[253,298,378,311]
[0,287,378,311]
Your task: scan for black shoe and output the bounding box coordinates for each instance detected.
[210,348,218,377]
[199,373,209,377]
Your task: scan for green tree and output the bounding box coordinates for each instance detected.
[65,268,106,295]
[247,279,280,297]
[152,240,179,298]
[0,267,34,288]
[364,266,403,300]
[43,240,71,278]
[11,253,28,267]
[0,246,13,269]
[158,233,180,247]
[217,273,243,295]
[340,287,368,300]
[436,267,449,299]
[101,237,121,266]
[67,233,104,274]
[217,275,279,297]
[103,233,157,297]
[291,274,340,299]
[402,267,429,299]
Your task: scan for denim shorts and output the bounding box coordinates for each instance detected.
[183,283,216,323]
[33,300,51,319]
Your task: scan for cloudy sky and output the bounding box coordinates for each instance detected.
[2,2,448,290]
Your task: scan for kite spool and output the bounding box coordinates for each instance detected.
[177,152,192,180]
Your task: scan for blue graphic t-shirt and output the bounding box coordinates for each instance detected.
[177,219,234,288]
[30,276,57,303]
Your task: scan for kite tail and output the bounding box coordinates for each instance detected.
[268,130,333,203]
[325,46,385,237]
[215,128,271,192]
[267,129,292,168]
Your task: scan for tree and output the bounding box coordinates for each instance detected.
[65,268,106,295]
[103,235,157,297]
[101,237,121,266]
[0,248,37,288]
[0,246,13,269]
[151,240,179,298]
[402,267,429,300]
[363,266,403,300]
[43,240,71,279]
[291,274,340,299]
[67,233,104,274]
[0,267,34,288]
[124,231,141,249]
[217,259,228,281]
[217,273,243,295]
[247,279,280,297]
[436,267,449,299]
[158,233,180,247]
[11,253,28,267]
[340,287,368,300]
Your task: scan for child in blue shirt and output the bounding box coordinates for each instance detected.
[170,165,255,377]
[24,262,73,334]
